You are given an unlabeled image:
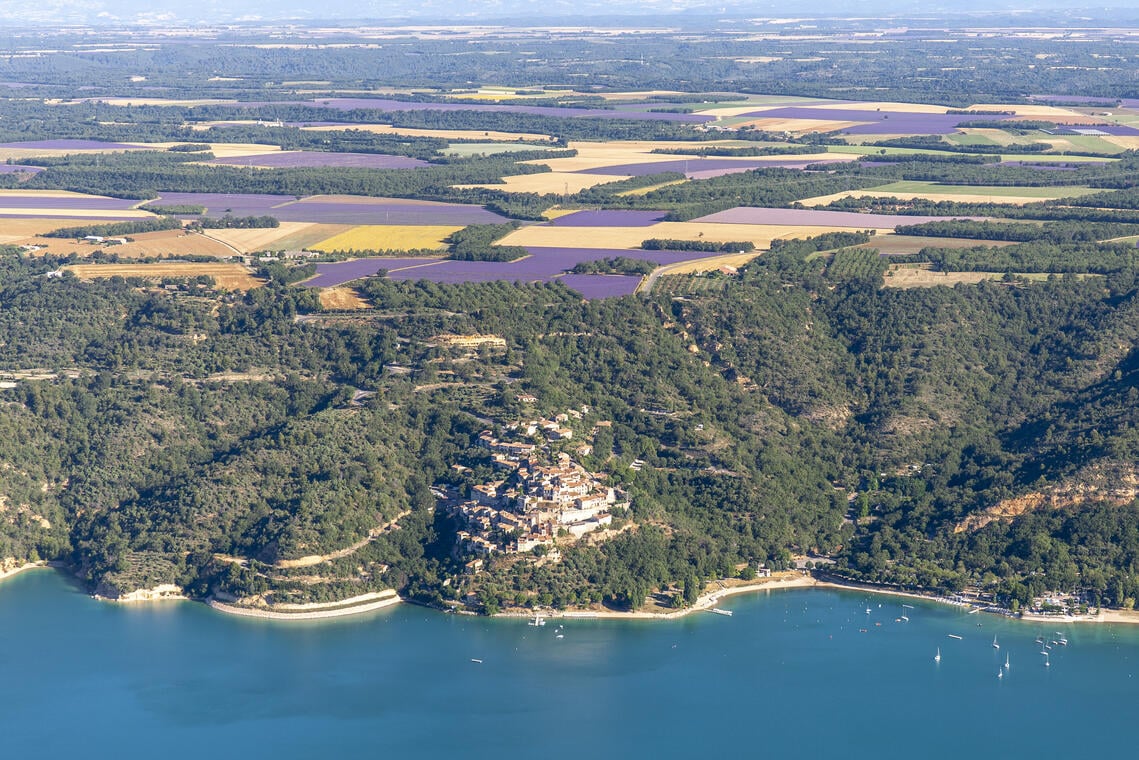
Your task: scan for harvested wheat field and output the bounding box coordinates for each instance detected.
[1102,136,1139,151]
[202,222,321,253]
[21,229,236,258]
[0,147,134,161]
[520,140,752,173]
[263,223,354,250]
[311,224,464,252]
[804,101,952,114]
[302,123,554,142]
[0,218,90,242]
[318,287,371,310]
[968,103,1088,119]
[123,141,284,159]
[65,262,263,290]
[456,171,632,194]
[499,221,895,251]
[654,251,763,274]
[540,207,582,220]
[801,182,1099,207]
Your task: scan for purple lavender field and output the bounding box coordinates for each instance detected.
[0,139,143,151]
[556,274,642,298]
[209,152,430,169]
[550,210,667,227]
[584,157,846,178]
[694,207,983,227]
[740,108,1017,135]
[303,257,443,287]
[0,193,141,210]
[0,164,43,173]
[150,192,297,215]
[150,193,507,224]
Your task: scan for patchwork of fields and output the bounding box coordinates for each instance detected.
[6,89,1139,299]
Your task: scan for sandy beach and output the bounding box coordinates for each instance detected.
[525,573,820,621]
[0,561,46,583]
[207,590,402,621]
[1091,608,1139,625]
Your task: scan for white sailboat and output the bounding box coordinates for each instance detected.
[992,635,1000,650]
[1004,653,1010,670]
[528,614,546,626]
[934,647,941,663]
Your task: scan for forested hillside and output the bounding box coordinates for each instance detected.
[1,243,1138,610]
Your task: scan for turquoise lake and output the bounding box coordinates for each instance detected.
[2,569,1137,758]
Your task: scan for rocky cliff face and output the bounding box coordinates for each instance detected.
[955,461,1139,534]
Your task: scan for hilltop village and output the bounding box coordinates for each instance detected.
[447,409,629,574]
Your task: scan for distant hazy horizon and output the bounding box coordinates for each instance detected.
[2,0,1139,27]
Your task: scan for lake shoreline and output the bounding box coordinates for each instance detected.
[494,573,1139,627]
[6,561,1138,626]
[0,561,47,583]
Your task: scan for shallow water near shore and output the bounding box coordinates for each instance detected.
[3,569,1137,758]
